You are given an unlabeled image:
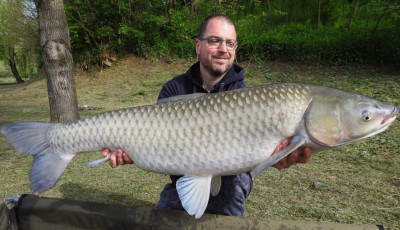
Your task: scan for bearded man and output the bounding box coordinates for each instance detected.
[103,14,312,216]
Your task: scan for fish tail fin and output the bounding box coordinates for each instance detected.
[1,122,73,193]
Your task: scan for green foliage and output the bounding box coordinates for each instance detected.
[1,0,399,72]
[0,60,12,78]
[237,23,400,66]
[236,0,400,66]
[62,0,400,68]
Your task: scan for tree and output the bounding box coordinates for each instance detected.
[347,0,359,30]
[35,0,79,122]
[8,46,24,83]
[0,0,38,83]
[374,2,400,31]
[318,0,322,29]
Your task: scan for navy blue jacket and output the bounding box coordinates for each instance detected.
[156,61,253,216]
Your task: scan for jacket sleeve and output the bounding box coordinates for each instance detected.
[157,73,190,101]
[157,80,177,101]
[238,80,249,88]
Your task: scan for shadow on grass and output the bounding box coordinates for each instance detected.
[59,182,155,208]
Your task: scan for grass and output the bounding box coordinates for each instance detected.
[0,77,17,83]
[0,57,399,229]
[0,60,15,83]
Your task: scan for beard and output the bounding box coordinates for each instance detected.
[201,52,234,78]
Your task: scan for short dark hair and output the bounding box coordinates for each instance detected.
[197,14,236,38]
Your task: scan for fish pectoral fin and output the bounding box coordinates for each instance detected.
[210,176,221,196]
[86,154,111,167]
[250,136,308,179]
[176,175,212,219]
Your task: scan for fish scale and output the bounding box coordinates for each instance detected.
[2,83,398,219]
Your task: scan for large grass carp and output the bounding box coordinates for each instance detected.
[1,83,398,218]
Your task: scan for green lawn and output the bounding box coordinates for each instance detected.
[0,57,399,229]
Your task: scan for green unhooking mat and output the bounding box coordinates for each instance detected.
[0,194,385,230]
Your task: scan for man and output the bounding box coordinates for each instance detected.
[102,14,312,216]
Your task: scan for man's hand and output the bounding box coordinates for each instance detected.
[272,138,312,170]
[102,148,133,168]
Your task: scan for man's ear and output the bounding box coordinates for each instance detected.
[195,39,201,55]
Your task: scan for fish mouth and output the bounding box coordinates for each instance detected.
[381,105,399,125]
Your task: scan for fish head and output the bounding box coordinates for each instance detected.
[305,91,398,147]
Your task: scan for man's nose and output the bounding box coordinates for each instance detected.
[217,41,228,52]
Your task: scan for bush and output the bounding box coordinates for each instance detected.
[64,0,400,68]
[237,23,400,67]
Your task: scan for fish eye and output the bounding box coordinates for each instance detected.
[362,110,372,121]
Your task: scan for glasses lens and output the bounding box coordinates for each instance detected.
[202,37,237,50]
[225,40,237,50]
[200,37,237,50]
[207,37,221,47]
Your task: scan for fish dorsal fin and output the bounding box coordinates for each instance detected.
[157,93,206,104]
[176,175,212,219]
[250,136,308,178]
[210,176,221,196]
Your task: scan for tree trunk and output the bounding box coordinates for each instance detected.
[8,47,24,83]
[347,0,359,31]
[318,0,322,29]
[8,59,24,83]
[168,0,173,25]
[35,0,80,122]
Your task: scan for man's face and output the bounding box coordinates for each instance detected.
[196,18,237,78]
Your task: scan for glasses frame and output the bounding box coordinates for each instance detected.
[198,36,238,51]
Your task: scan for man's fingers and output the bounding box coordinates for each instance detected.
[274,161,283,170]
[274,156,289,170]
[281,138,290,148]
[117,148,125,166]
[273,143,283,154]
[102,148,111,157]
[272,138,292,169]
[109,152,117,168]
[272,140,286,168]
[297,147,312,163]
[122,153,134,164]
[272,138,313,170]
[286,150,299,165]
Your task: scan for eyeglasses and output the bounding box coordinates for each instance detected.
[199,36,238,51]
